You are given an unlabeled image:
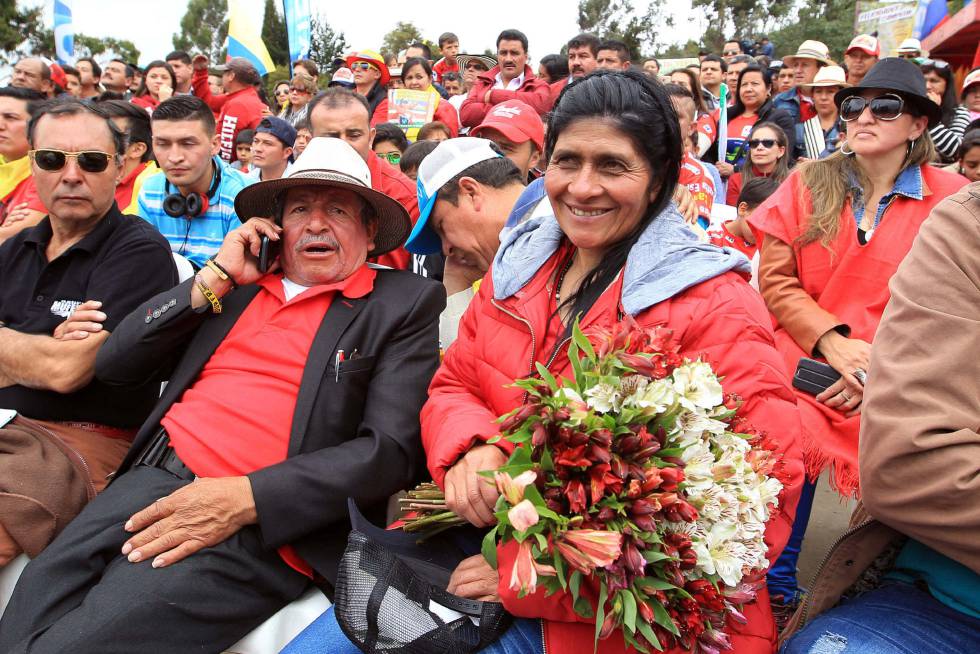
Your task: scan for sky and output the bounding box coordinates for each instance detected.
[19,0,708,67]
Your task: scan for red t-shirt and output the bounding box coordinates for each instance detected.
[708,221,758,258]
[432,57,459,83]
[162,265,377,575]
[678,152,715,223]
[367,154,419,270]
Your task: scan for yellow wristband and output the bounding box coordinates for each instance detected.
[205,258,237,288]
[195,273,222,314]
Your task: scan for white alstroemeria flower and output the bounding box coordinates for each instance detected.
[584,381,621,413]
[675,411,728,444]
[555,387,584,404]
[632,378,675,414]
[672,361,724,411]
[693,523,747,587]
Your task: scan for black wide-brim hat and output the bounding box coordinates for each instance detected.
[834,57,942,127]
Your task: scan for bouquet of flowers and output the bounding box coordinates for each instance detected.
[480,319,786,653]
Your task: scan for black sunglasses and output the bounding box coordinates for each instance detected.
[748,138,778,149]
[839,94,904,122]
[29,149,114,173]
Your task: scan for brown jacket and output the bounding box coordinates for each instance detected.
[782,181,980,639]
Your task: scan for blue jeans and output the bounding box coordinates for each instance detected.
[781,582,980,653]
[280,605,544,654]
[768,477,817,601]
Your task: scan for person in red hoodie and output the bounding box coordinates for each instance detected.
[308,88,420,270]
[190,55,266,163]
[459,29,554,128]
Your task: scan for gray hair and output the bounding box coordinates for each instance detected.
[27,98,126,159]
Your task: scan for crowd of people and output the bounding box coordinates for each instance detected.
[0,22,978,654]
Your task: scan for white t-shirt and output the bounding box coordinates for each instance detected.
[281,277,312,302]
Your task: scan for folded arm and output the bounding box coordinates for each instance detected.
[0,326,109,394]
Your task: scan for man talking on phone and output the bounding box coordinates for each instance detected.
[0,137,446,652]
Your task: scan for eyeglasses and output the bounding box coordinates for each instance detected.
[748,138,777,149]
[377,151,401,165]
[289,87,310,94]
[350,62,378,72]
[839,93,905,122]
[29,149,114,173]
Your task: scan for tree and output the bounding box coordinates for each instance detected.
[577,0,673,60]
[379,21,435,60]
[691,0,795,52]
[261,0,290,67]
[766,0,857,60]
[173,0,229,61]
[308,14,348,81]
[0,3,49,65]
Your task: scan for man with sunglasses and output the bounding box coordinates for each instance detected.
[722,39,743,64]
[0,98,176,569]
[346,50,390,115]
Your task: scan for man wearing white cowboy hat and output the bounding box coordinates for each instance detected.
[773,39,836,125]
[0,137,446,653]
[895,37,924,59]
[796,65,850,160]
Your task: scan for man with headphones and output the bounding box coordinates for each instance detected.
[137,96,252,269]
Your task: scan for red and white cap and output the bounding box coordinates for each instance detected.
[471,99,545,152]
[846,34,880,57]
[962,68,980,94]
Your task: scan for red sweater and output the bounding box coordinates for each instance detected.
[192,67,266,162]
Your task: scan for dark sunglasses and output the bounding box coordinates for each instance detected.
[29,149,114,173]
[748,138,777,149]
[723,50,739,56]
[840,93,904,122]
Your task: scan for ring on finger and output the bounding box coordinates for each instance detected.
[841,391,851,402]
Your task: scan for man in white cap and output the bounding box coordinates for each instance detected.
[406,137,525,346]
[0,137,445,652]
[844,34,880,85]
[772,40,835,124]
[896,38,924,59]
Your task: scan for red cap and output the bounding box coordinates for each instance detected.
[846,35,880,57]
[471,100,544,152]
[49,62,68,90]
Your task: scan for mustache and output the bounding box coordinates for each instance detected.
[294,234,339,251]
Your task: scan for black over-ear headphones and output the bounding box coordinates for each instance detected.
[163,159,222,218]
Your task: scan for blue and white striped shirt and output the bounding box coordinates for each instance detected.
[137,158,252,269]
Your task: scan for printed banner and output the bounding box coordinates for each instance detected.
[855,0,918,57]
[387,89,438,136]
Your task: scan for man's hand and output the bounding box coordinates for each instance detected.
[121,476,258,568]
[53,300,106,341]
[484,89,493,104]
[2,202,32,225]
[447,554,499,601]
[672,185,698,224]
[213,217,282,287]
[192,54,209,72]
[444,444,507,527]
[716,162,735,179]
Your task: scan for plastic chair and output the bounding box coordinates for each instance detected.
[172,252,195,283]
[0,554,29,618]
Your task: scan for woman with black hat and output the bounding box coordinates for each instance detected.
[746,57,969,618]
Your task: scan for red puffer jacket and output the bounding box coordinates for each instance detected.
[423,243,803,653]
[459,64,554,127]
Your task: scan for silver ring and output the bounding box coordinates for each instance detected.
[853,368,867,385]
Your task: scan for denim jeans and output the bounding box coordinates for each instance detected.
[279,605,544,654]
[781,582,980,653]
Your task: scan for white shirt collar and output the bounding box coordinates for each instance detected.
[494,70,525,90]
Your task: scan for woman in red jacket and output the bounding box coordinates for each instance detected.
[747,58,969,616]
[421,70,803,654]
[130,60,175,115]
[371,57,460,140]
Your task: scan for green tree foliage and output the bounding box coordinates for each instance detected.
[261,0,290,67]
[766,0,857,60]
[380,21,436,60]
[691,0,795,52]
[0,3,45,64]
[577,0,673,60]
[173,0,229,61]
[309,14,349,79]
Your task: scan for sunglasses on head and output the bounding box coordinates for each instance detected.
[920,58,949,69]
[839,93,905,122]
[350,62,377,72]
[29,149,114,173]
[377,151,401,165]
[748,138,777,149]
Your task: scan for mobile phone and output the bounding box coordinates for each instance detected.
[258,235,280,274]
[792,358,842,396]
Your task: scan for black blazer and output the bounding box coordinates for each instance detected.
[96,268,446,587]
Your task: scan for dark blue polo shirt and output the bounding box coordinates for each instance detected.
[0,204,177,427]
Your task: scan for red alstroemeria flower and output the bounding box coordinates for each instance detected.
[509,539,556,594]
[561,529,622,568]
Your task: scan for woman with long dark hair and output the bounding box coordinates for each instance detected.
[280,70,804,654]
[130,60,176,114]
[726,122,790,204]
[748,58,968,615]
[370,57,460,139]
[705,64,795,182]
[921,59,971,162]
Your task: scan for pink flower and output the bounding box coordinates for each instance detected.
[494,470,537,505]
[561,530,622,568]
[509,540,556,594]
[508,499,539,532]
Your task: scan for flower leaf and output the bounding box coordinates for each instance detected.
[593,580,608,648]
[481,526,498,569]
[572,319,596,362]
[536,362,559,391]
[637,619,664,652]
[621,589,638,635]
[652,601,680,637]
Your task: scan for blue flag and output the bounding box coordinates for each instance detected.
[53,0,74,65]
[283,0,312,63]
